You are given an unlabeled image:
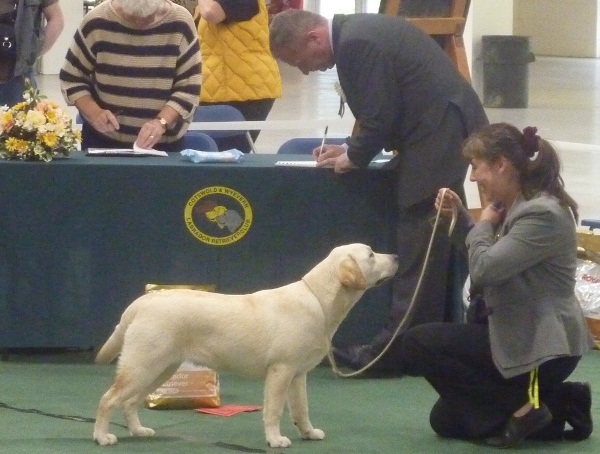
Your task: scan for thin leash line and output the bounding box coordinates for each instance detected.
[0,402,272,452]
[327,188,458,378]
[0,401,127,428]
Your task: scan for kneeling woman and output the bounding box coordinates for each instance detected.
[398,122,594,447]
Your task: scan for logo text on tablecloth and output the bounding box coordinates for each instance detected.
[184,186,253,246]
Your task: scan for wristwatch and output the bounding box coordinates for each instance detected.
[156,116,168,130]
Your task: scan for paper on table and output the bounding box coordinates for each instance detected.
[275,160,318,167]
[133,142,168,155]
[86,143,168,157]
[276,159,392,167]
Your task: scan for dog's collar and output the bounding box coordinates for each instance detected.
[301,277,319,298]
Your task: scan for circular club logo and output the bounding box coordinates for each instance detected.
[184,186,252,246]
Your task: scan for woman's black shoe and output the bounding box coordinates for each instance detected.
[563,382,593,441]
[528,419,566,441]
[485,404,552,448]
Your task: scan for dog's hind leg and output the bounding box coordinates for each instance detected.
[287,373,324,441]
[93,373,140,446]
[123,363,180,437]
[93,355,178,446]
[263,364,296,448]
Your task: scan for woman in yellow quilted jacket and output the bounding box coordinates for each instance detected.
[197,0,282,153]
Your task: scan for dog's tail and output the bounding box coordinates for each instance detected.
[95,304,138,364]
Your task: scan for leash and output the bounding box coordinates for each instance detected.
[327,188,458,377]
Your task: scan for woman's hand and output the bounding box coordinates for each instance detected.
[75,95,120,133]
[479,201,505,227]
[135,118,166,150]
[89,110,120,133]
[435,188,463,218]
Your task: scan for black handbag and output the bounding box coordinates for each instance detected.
[0,22,16,56]
[0,7,17,82]
[466,285,492,325]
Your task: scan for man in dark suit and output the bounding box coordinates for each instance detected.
[270,10,488,374]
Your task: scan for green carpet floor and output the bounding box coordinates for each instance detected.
[1,350,599,454]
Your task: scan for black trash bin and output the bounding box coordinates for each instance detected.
[482,35,534,108]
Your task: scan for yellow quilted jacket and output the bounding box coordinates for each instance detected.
[198,0,282,102]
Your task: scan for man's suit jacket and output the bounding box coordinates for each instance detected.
[331,14,488,208]
[465,193,593,378]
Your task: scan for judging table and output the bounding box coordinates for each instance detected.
[0,152,397,349]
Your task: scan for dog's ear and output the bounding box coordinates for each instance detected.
[338,256,367,290]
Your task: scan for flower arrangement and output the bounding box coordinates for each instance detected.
[0,79,81,162]
[334,81,347,118]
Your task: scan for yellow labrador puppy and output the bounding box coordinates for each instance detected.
[93,243,398,448]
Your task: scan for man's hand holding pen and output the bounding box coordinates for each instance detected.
[313,144,359,173]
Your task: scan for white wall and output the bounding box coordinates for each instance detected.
[39,0,83,74]
[513,0,599,58]
[467,0,514,97]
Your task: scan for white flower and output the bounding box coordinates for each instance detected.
[334,81,347,102]
[25,109,47,128]
[54,122,66,136]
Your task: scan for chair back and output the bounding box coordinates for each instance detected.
[181,131,219,151]
[193,105,247,139]
[276,137,346,154]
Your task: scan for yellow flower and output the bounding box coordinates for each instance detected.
[1,111,14,131]
[5,137,29,152]
[45,109,58,123]
[13,101,28,111]
[41,131,58,147]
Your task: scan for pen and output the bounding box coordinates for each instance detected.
[319,125,328,156]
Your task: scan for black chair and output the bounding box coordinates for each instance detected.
[276,137,347,154]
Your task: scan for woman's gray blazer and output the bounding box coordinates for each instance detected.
[462,193,593,378]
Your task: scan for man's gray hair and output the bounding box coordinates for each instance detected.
[269,10,326,56]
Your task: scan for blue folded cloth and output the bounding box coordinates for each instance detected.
[180,149,244,163]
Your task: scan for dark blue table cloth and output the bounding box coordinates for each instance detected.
[0,152,397,349]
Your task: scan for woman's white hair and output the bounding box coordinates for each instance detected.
[116,0,166,18]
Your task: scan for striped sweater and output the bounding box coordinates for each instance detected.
[60,1,201,146]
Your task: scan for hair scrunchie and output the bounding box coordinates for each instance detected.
[522,126,540,157]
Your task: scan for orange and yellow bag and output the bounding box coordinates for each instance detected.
[143,283,221,409]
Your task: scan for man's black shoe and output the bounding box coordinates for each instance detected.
[331,344,374,370]
[484,404,552,448]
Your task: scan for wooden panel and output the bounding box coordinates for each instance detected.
[406,17,464,35]
[381,0,471,83]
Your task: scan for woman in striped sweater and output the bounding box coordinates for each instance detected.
[60,0,201,152]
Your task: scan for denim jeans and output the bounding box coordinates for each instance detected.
[0,68,36,107]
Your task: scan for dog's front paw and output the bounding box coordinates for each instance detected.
[93,431,118,446]
[267,435,292,448]
[130,427,155,438]
[302,428,325,441]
